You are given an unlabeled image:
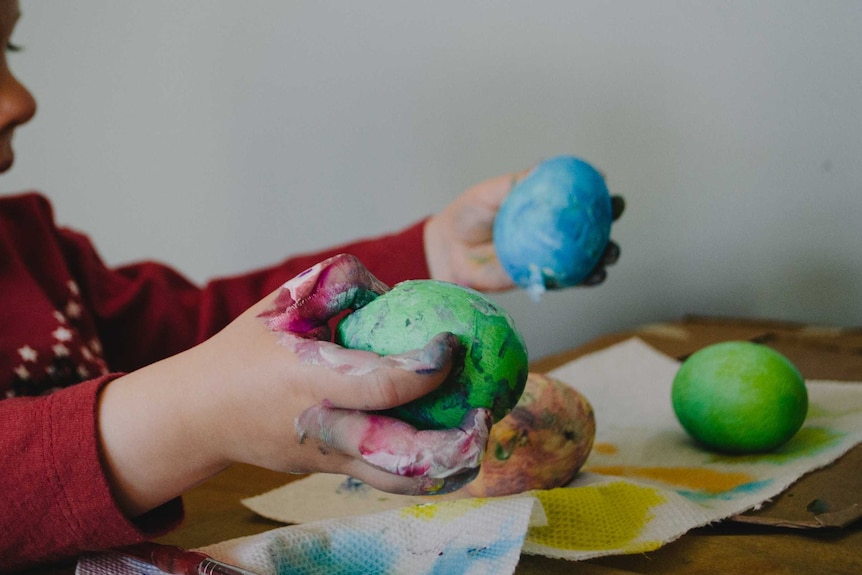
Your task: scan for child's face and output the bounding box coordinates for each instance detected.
[0,0,36,173]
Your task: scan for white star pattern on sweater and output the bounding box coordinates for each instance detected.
[52,343,70,358]
[8,281,109,397]
[52,326,73,342]
[18,345,38,362]
[65,301,82,319]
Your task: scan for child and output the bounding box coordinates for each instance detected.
[0,1,622,570]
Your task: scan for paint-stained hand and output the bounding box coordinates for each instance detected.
[296,404,491,495]
[580,196,625,286]
[238,253,492,495]
[96,255,491,521]
[424,168,624,292]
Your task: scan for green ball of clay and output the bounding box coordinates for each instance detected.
[672,341,808,453]
[335,280,529,430]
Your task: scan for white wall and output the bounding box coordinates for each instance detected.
[5,1,861,360]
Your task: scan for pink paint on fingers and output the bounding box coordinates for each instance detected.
[359,408,492,480]
[258,253,390,338]
[296,405,492,487]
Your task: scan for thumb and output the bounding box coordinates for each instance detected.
[286,332,464,411]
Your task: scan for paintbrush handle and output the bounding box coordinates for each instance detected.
[118,542,260,575]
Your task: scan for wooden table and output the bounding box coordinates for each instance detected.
[37,316,862,574]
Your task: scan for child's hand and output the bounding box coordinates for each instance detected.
[424,168,625,291]
[98,255,491,518]
[249,253,492,494]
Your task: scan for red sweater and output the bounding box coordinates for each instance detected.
[0,192,430,571]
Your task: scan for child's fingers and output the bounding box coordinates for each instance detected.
[343,461,481,496]
[279,332,463,410]
[468,169,532,214]
[611,195,626,221]
[259,253,390,339]
[296,405,491,484]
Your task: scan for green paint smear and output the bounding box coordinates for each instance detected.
[528,482,665,552]
[807,400,862,420]
[709,426,846,465]
[806,403,833,419]
[494,441,513,461]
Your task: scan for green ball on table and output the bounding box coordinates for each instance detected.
[671,341,808,454]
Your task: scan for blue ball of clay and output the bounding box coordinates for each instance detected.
[493,156,613,293]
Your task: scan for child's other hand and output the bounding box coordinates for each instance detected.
[424,167,625,292]
[424,171,526,292]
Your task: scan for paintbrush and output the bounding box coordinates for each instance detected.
[116,541,261,575]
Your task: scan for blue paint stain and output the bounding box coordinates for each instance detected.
[336,476,369,494]
[264,510,527,574]
[677,478,774,502]
[427,534,523,575]
[268,530,397,575]
[424,515,526,575]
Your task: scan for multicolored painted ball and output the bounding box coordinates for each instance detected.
[671,341,808,453]
[335,279,529,430]
[463,372,595,497]
[493,155,613,294]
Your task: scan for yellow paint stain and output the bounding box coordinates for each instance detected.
[588,465,755,494]
[528,482,664,552]
[401,497,488,521]
[592,442,618,455]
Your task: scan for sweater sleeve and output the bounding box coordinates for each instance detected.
[0,376,183,572]
[192,218,431,344]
